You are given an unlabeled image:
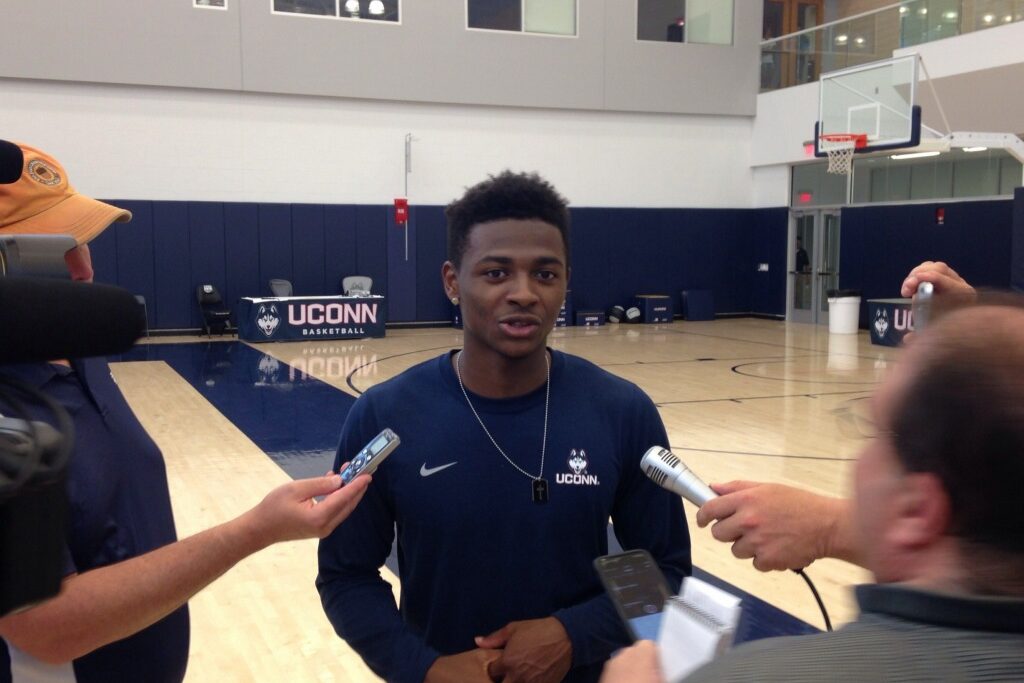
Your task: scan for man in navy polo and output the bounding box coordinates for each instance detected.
[0,141,371,682]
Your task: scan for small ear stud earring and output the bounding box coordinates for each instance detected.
[450,296,460,306]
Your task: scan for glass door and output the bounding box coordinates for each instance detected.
[788,209,841,325]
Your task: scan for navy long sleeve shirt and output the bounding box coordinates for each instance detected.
[317,350,690,683]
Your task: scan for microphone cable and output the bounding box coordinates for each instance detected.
[792,568,833,632]
[640,446,834,632]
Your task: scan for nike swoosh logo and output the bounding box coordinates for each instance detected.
[420,462,458,477]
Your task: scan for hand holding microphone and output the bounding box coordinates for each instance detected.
[642,446,835,630]
[641,446,831,572]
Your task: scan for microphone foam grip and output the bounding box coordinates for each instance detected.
[0,277,145,363]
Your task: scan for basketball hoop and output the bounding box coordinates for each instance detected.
[820,134,867,175]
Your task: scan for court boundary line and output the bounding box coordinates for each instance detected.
[656,388,872,406]
[673,445,855,463]
[731,360,883,385]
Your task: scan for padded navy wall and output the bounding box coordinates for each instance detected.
[414,206,451,322]
[569,207,787,317]
[840,198,1014,327]
[1013,187,1024,292]
[89,196,1020,331]
[89,200,789,329]
[747,207,788,316]
[385,205,415,322]
[353,205,389,315]
[92,200,392,329]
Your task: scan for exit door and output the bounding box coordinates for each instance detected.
[788,209,841,325]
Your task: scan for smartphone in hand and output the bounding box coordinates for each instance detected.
[594,549,673,641]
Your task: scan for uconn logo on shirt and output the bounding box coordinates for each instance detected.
[555,449,600,486]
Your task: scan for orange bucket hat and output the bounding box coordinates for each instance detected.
[0,142,131,244]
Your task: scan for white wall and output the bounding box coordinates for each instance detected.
[752,82,821,169]
[1,78,754,209]
[752,165,791,207]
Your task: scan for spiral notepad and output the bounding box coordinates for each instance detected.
[657,577,742,682]
[665,596,730,632]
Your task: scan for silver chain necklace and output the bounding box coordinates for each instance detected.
[455,349,551,503]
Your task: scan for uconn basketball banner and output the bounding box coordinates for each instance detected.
[867,298,915,347]
[237,296,386,342]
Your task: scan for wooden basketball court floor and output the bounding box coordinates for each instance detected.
[111,318,894,682]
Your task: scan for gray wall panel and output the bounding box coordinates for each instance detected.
[239,2,606,110]
[2,1,759,117]
[0,0,241,90]
[603,1,761,116]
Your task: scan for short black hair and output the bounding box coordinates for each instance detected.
[445,171,570,269]
[892,298,1024,567]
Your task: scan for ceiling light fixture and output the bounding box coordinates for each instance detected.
[835,33,848,44]
[962,146,988,152]
[344,0,359,14]
[368,0,384,15]
[890,151,941,160]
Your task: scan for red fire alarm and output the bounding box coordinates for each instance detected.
[936,207,945,225]
[394,197,409,224]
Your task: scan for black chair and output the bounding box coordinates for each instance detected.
[134,295,150,337]
[269,278,293,297]
[341,275,372,296]
[195,284,232,337]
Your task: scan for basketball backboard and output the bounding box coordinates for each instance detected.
[815,55,921,157]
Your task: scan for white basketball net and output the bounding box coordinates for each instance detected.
[820,135,859,175]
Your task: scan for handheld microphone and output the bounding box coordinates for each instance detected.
[913,281,933,331]
[641,446,717,506]
[642,446,836,630]
[0,140,24,185]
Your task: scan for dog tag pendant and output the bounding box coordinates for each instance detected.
[532,478,549,503]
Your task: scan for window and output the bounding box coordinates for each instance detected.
[853,150,1020,203]
[637,0,733,45]
[272,0,399,22]
[467,0,576,37]
[811,148,1019,204]
[791,162,847,207]
[793,149,1023,206]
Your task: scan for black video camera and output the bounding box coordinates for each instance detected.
[0,234,142,616]
[0,234,77,617]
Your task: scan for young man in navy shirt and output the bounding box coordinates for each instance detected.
[317,171,691,683]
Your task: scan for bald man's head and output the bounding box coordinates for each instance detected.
[887,300,1024,588]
